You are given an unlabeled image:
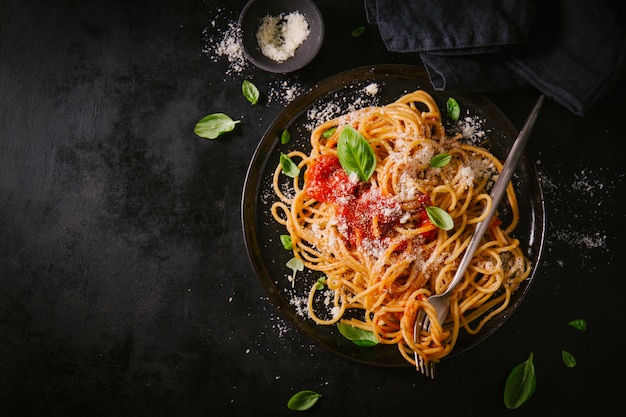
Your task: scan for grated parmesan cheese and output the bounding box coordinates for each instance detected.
[256,12,310,63]
[457,166,475,189]
[364,83,379,96]
[202,9,248,75]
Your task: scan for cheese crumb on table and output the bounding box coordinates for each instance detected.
[256,12,310,63]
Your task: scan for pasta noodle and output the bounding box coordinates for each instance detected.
[270,90,531,366]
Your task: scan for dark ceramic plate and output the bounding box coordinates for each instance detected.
[238,0,324,73]
[241,65,546,366]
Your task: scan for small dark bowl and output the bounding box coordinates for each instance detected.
[238,0,324,73]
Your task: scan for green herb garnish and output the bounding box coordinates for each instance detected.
[447,97,460,122]
[322,127,336,138]
[425,206,454,230]
[280,234,292,250]
[561,350,577,368]
[280,153,300,178]
[194,113,240,139]
[337,125,376,181]
[280,128,291,144]
[286,257,304,288]
[242,79,259,105]
[504,352,536,409]
[287,390,322,411]
[315,276,326,290]
[568,319,587,331]
[430,153,451,168]
[351,26,366,37]
[337,322,379,347]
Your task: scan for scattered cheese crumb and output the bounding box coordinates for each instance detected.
[267,79,305,104]
[364,83,379,96]
[202,9,248,75]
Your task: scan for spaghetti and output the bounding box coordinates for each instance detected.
[271,90,531,366]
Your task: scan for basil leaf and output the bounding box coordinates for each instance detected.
[425,206,453,231]
[280,128,291,144]
[286,257,304,288]
[504,353,536,409]
[447,97,460,122]
[351,26,366,37]
[242,79,259,105]
[280,234,292,250]
[194,113,240,139]
[322,127,336,138]
[352,339,378,347]
[337,125,376,181]
[286,257,304,272]
[315,276,326,290]
[287,390,321,411]
[562,350,577,368]
[336,322,379,347]
[280,153,300,178]
[568,318,587,331]
[430,153,451,168]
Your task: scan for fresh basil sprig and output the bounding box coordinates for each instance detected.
[322,127,336,138]
[280,234,292,250]
[568,318,587,331]
[286,257,304,288]
[242,79,259,105]
[430,153,451,168]
[280,128,291,144]
[447,97,460,122]
[425,206,454,230]
[315,276,326,290]
[337,125,376,181]
[194,113,240,139]
[280,153,300,178]
[504,352,536,409]
[337,322,379,347]
[287,390,322,411]
[561,350,577,368]
[351,26,366,37]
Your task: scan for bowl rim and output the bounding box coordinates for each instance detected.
[238,0,325,73]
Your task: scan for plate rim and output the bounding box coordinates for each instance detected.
[241,63,546,367]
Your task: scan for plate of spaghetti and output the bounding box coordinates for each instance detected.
[242,65,545,367]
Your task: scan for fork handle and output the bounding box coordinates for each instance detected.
[442,94,544,297]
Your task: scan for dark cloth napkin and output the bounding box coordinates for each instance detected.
[365,0,626,116]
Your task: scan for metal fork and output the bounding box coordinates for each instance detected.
[413,94,544,377]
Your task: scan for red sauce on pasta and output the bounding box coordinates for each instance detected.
[304,154,355,204]
[305,154,436,247]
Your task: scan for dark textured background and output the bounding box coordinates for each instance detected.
[1,1,624,416]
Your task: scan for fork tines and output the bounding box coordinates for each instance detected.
[417,356,435,378]
[413,310,435,378]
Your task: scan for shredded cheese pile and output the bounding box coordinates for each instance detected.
[256,12,310,63]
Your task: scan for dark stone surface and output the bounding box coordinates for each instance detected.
[1,1,624,416]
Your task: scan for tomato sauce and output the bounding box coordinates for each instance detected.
[305,154,436,247]
[304,154,355,204]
